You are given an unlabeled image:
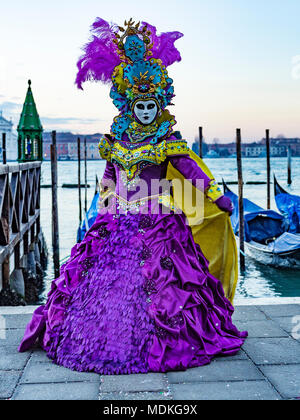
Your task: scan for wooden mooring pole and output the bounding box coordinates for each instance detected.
[51,131,60,278]
[287,146,292,185]
[1,140,9,287]
[84,137,87,213]
[95,174,100,197]
[266,129,271,209]
[2,133,7,164]
[198,127,203,159]
[77,137,82,224]
[236,128,245,272]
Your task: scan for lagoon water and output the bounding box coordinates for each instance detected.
[39,157,300,302]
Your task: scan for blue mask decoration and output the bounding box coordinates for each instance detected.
[124,35,146,63]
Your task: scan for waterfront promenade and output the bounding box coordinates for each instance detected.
[1,298,300,401]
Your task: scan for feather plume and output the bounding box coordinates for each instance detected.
[75,18,184,89]
[75,18,120,89]
[141,22,183,67]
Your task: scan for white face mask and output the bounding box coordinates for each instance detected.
[133,100,159,125]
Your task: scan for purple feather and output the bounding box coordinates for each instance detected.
[75,18,184,89]
[141,22,183,67]
[75,18,120,89]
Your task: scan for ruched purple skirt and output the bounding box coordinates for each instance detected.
[19,200,247,374]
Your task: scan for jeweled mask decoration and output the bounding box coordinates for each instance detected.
[76,18,183,140]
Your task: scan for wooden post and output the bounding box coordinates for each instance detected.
[77,137,82,224]
[36,165,41,237]
[287,146,292,185]
[84,137,87,213]
[198,127,203,159]
[2,169,10,287]
[95,174,99,195]
[2,133,7,164]
[14,242,21,270]
[51,131,60,278]
[266,129,271,209]
[236,129,245,272]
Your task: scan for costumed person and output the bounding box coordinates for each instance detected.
[19,18,247,374]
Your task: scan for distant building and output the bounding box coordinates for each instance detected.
[206,150,220,158]
[244,142,264,157]
[261,137,300,157]
[192,139,209,157]
[192,137,300,158]
[43,132,102,160]
[208,142,237,157]
[0,111,18,161]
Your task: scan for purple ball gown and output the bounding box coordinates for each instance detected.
[19,17,247,374]
[19,138,247,374]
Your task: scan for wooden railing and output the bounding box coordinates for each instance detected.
[0,162,42,292]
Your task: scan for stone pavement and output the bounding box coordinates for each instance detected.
[0,300,300,400]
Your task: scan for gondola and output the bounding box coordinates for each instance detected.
[223,181,300,268]
[274,175,300,234]
[77,176,100,243]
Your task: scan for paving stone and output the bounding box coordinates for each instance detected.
[258,304,300,319]
[260,365,300,399]
[2,314,32,330]
[1,305,300,401]
[0,329,25,346]
[12,382,100,400]
[171,380,281,400]
[29,348,51,363]
[20,361,100,384]
[235,319,289,338]
[0,345,31,370]
[0,370,21,399]
[100,373,166,393]
[100,391,172,400]
[214,349,249,362]
[276,316,300,335]
[242,337,300,365]
[232,306,267,322]
[167,360,263,383]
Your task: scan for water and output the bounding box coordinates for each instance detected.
[39,157,300,302]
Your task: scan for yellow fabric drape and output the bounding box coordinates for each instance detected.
[166,149,238,303]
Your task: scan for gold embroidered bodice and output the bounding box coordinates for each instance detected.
[98,135,189,181]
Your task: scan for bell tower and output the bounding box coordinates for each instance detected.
[17,80,43,162]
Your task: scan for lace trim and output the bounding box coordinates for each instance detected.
[100,192,178,214]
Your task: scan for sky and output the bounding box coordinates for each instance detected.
[0,0,300,144]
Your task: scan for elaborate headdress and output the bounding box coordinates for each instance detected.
[76,18,183,141]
